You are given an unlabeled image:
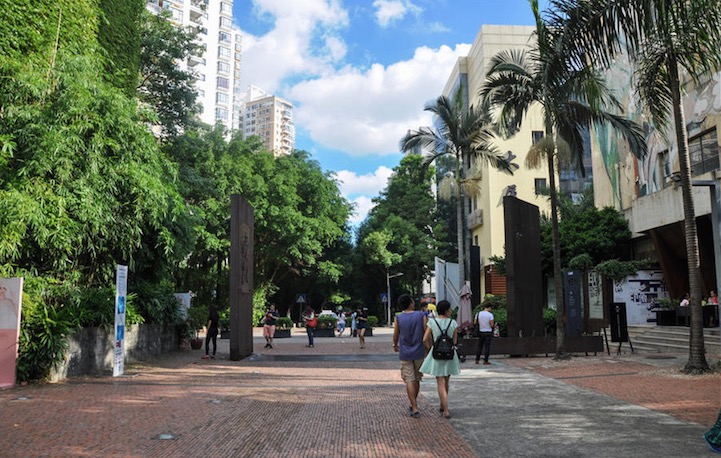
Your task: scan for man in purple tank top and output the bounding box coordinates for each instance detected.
[393,293,427,417]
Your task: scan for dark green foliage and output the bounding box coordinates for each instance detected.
[98,0,144,95]
[540,190,631,276]
[367,315,379,328]
[0,0,98,63]
[595,259,652,282]
[543,307,557,336]
[66,288,144,328]
[132,279,182,326]
[138,9,200,137]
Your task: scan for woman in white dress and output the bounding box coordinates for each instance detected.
[420,299,460,419]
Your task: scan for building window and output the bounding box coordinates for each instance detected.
[220,17,233,29]
[216,77,229,89]
[219,31,231,43]
[534,178,547,195]
[532,131,544,145]
[689,128,720,176]
[218,47,230,59]
[216,92,229,105]
[220,2,232,13]
[215,107,228,120]
[217,61,230,74]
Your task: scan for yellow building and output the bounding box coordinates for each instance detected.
[441,25,554,297]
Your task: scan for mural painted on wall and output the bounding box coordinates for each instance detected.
[613,270,669,325]
[592,53,721,203]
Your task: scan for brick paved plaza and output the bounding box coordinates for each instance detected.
[0,327,718,457]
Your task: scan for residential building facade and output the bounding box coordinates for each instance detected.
[241,86,295,157]
[146,0,243,130]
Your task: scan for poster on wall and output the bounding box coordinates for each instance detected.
[613,270,668,325]
[113,265,128,377]
[588,270,604,320]
[0,277,24,390]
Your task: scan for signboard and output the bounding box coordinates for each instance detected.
[564,271,583,337]
[587,270,604,319]
[296,293,306,304]
[609,302,629,343]
[613,270,668,324]
[113,265,128,377]
[0,277,23,390]
[380,293,388,303]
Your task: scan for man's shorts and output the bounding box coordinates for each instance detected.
[263,324,276,337]
[400,359,424,383]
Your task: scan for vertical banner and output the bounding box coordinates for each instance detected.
[113,265,128,377]
[0,277,23,389]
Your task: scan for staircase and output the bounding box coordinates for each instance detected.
[618,325,721,354]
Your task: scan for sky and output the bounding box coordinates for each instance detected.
[232,0,549,225]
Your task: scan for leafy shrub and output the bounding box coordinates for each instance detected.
[67,287,144,328]
[276,316,293,329]
[131,279,181,325]
[367,315,379,328]
[543,308,556,336]
[318,314,338,329]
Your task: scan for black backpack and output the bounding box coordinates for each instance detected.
[431,317,455,360]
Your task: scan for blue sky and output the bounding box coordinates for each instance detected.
[232,0,549,224]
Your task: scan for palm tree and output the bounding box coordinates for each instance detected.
[480,0,646,359]
[400,88,515,293]
[549,0,721,373]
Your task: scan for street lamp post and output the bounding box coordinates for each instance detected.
[387,272,404,327]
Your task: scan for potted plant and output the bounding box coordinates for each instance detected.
[365,315,378,337]
[274,316,293,338]
[654,297,676,326]
[315,315,338,337]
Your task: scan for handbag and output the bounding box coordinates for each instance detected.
[307,317,318,328]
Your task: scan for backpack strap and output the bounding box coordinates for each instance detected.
[431,317,452,336]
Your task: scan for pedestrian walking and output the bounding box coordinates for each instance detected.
[357,307,368,349]
[393,293,427,418]
[475,301,494,365]
[351,309,358,337]
[303,306,317,348]
[420,300,460,419]
[201,305,219,359]
[337,311,346,337]
[263,304,279,349]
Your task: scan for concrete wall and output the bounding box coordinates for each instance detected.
[51,324,178,382]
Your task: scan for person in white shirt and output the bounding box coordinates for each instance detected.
[474,303,495,365]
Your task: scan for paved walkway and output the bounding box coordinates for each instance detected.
[0,327,719,457]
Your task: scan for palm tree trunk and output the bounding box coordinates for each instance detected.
[456,179,466,293]
[548,151,568,359]
[668,55,709,373]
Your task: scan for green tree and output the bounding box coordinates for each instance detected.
[138,9,200,137]
[480,0,646,358]
[400,88,515,291]
[356,155,440,314]
[98,0,144,95]
[549,0,721,372]
[0,52,187,285]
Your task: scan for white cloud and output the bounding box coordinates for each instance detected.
[372,0,422,27]
[335,167,395,225]
[238,0,349,92]
[336,167,394,196]
[349,195,375,226]
[289,43,471,156]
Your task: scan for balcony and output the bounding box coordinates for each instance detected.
[187,54,205,67]
[467,209,483,229]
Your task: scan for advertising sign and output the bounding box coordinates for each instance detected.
[613,270,668,325]
[0,277,23,389]
[113,265,128,377]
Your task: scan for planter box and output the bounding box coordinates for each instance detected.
[220,330,230,339]
[654,309,676,326]
[274,329,291,338]
[314,328,336,337]
[457,335,603,357]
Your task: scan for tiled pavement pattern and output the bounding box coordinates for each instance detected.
[0,327,718,457]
